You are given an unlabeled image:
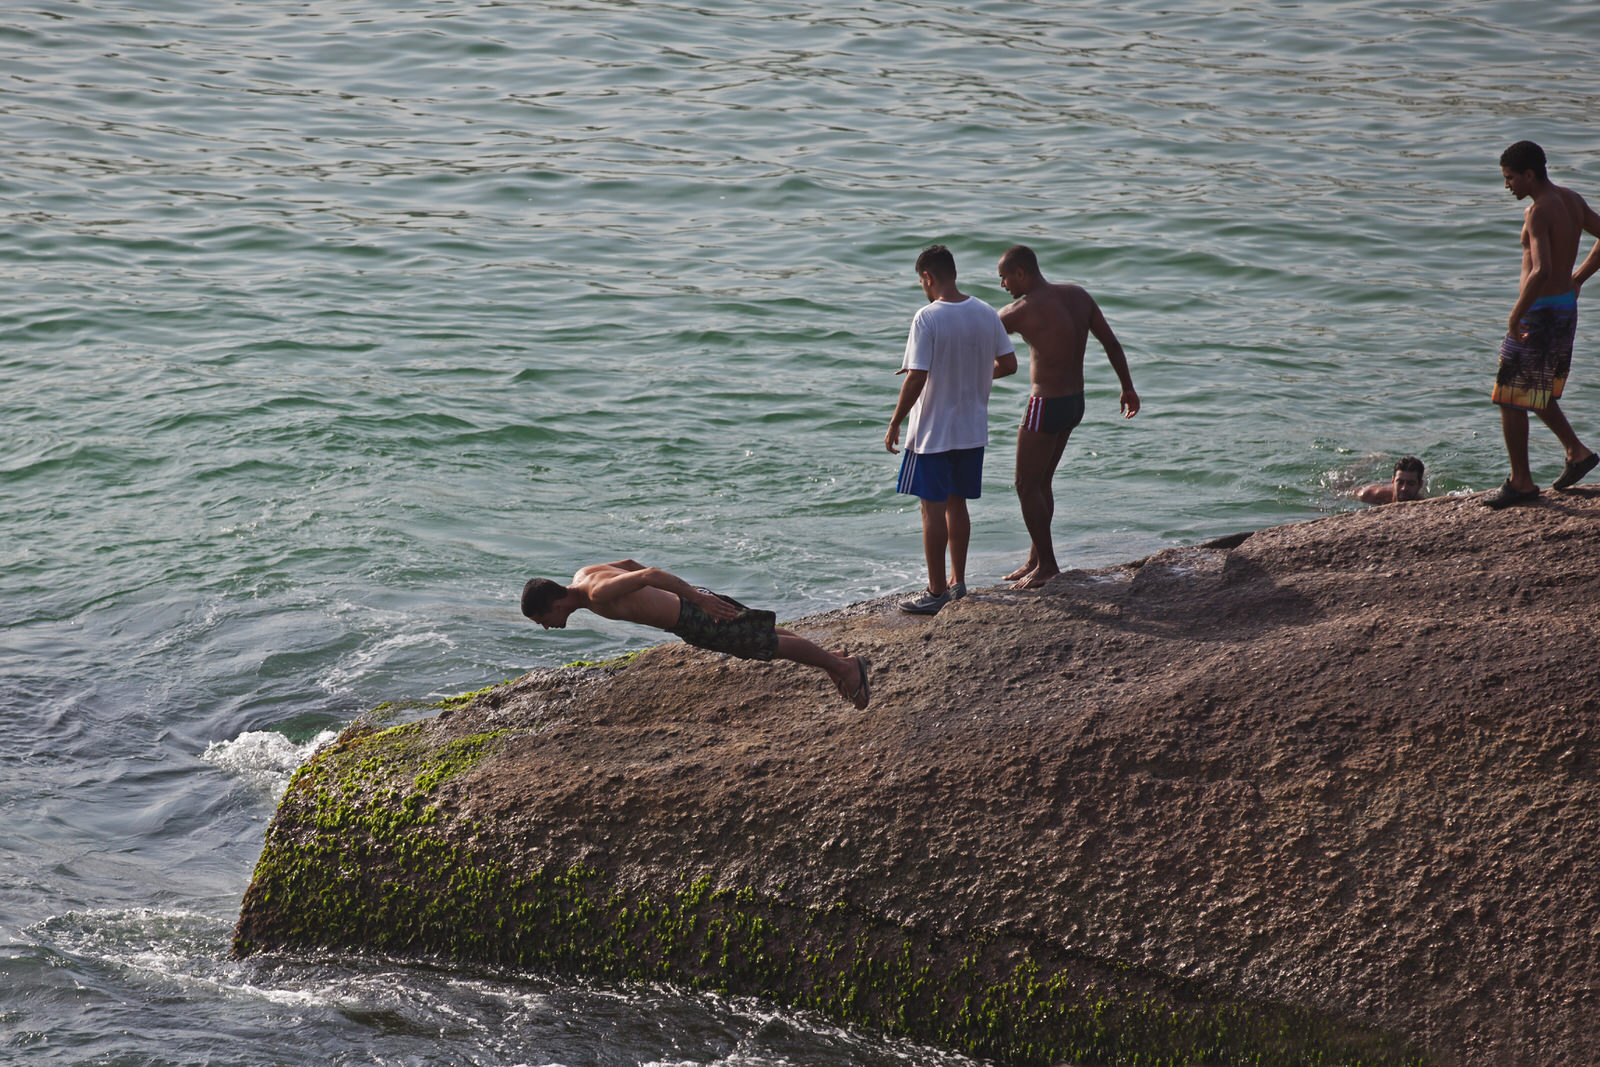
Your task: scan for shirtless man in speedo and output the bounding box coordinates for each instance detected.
[996,245,1140,588]
[521,560,870,708]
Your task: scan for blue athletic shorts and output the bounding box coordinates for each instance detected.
[897,446,984,501]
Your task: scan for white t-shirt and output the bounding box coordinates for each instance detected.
[899,296,1014,454]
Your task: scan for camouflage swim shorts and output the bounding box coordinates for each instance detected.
[668,592,779,661]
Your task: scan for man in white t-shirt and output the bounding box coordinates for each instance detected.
[884,245,1017,615]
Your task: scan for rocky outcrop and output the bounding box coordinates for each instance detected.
[235,489,1600,1066]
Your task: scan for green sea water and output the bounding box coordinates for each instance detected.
[4,1,1598,1062]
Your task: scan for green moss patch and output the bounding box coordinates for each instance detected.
[562,649,642,670]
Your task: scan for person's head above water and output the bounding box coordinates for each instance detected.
[1354,456,1425,505]
[1391,456,1425,501]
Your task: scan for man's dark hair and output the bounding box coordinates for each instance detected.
[915,244,957,282]
[1500,140,1548,182]
[521,577,567,619]
[999,244,1039,275]
[1395,456,1424,478]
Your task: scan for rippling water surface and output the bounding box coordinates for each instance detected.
[4,1,1599,1062]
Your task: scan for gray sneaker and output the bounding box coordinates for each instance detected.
[899,587,952,615]
[948,581,966,601]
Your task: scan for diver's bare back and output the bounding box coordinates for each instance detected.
[570,564,683,630]
[1002,283,1096,397]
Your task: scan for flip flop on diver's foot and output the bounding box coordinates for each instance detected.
[846,656,871,710]
[1553,452,1599,490]
[1482,479,1542,509]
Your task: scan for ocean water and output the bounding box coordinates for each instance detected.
[4,1,1598,1062]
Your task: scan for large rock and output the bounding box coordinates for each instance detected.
[235,490,1600,1065]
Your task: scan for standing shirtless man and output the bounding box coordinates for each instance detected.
[996,245,1139,588]
[1485,140,1600,508]
[522,560,870,708]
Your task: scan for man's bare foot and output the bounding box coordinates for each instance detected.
[1013,566,1059,590]
[1003,561,1033,582]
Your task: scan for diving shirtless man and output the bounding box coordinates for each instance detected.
[521,560,870,708]
[996,245,1139,588]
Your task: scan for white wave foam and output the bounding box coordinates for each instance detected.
[200,729,338,796]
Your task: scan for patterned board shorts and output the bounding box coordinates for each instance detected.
[1493,292,1577,412]
[668,592,779,661]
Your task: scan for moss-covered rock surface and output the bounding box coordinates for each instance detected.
[237,712,1420,1066]
[238,492,1600,1065]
